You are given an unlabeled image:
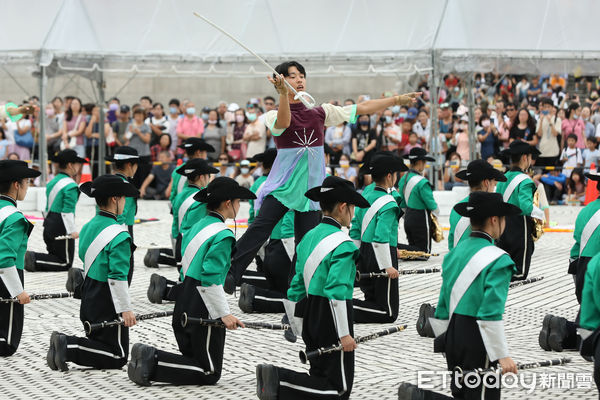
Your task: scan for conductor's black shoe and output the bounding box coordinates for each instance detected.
[256,364,279,400]
[224,272,236,295]
[238,283,255,313]
[538,314,554,351]
[548,316,568,352]
[24,251,36,272]
[397,382,426,400]
[52,331,68,372]
[66,267,84,294]
[46,331,59,370]
[416,303,436,338]
[144,249,160,268]
[147,273,166,304]
[281,314,296,343]
[128,343,156,386]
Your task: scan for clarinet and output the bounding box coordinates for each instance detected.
[356,268,440,281]
[299,324,407,364]
[0,292,73,303]
[84,311,173,334]
[181,313,291,330]
[455,357,571,380]
[508,276,544,289]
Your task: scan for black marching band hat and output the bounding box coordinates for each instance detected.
[305,176,370,208]
[403,147,435,162]
[0,160,41,182]
[80,175,139,198]
[455,159,506,182]
[501,139,541,157]
[193,176,256,203]
[105,146,140,163]
[178,137,215,153]
[251,148,278,169]
[50,149,87,164]
[176,158,219,177]
[454,191,521,220]
[369,152,408,175]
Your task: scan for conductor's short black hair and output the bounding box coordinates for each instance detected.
[274,61,306,78]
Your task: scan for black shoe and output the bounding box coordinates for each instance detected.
[24,251,36,272]
[128,343,156,386]
[224,272,236,295]
[239,283,255,313]
[538,314,553,351]
[52,332,68,372]
[147,274,166,304]
[548,316,568,352]
[66,267,84,293]
[281,314,296,343]
[144,249,159,268]
[256,364,279,400]
[416,303,435,338]
[397,382,426,400]
[47,332,58,370]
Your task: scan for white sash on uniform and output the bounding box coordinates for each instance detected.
[580,209,600,256]
[302,231,352,292]
[178,193,197,230]
[48,177,75,211]
[83,225,128,276]
[361,194,395,238]
[177,176,188,195]
[180,222,228,277]
[454,216,471,248]
[500,174,531,203]
[403,175,425,204]
[0,205,19,225]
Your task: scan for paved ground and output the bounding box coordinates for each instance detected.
[1,201,594,399]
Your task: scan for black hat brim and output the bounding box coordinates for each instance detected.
[454,201,521,219]
[0,165,40,182]
[178,142,216,153]
[305,187,370,208]
[585,172,600,182]
[403,154,435,162]
[193,185,256,203]
[105,155,140,163]
[79,181,139,198]
[176,165,219,177]
[455,168,506,182]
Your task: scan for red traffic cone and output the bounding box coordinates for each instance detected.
[80,162,92,184]
[584,163,599,205]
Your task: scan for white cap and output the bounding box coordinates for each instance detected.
[228,103,240,112]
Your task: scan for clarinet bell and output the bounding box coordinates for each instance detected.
[299,349,308,364]
[180,312,188,328]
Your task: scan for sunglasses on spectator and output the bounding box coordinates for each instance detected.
[219,157,228,161]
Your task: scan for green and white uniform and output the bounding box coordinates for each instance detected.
[448,195,470,251]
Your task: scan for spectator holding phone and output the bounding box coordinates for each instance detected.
[146,102,169,146]
[536,97,562,166]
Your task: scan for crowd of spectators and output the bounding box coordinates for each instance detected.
[2,72,600,204]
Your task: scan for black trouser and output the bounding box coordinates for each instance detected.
[276,296,354,399]
[0,269,24,356]
[230,195,320,285]
[445,314,500,400]
[497,214,534,280]
[152,276,225,385]
[543,183,563,203]
[249,238,293,313]
[401,208,432,253]
[132,155,152,188]
[65,278,128,369]
[353,243,399,323]
[33,212,75,271]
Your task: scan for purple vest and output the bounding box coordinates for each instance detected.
[273,102,326,149]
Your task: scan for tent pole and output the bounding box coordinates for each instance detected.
[430,52,440,190]
[467,73,477,161]
[38,65,48,186]
[97,74,106,176]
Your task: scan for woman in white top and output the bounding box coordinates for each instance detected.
[242,105,266,159]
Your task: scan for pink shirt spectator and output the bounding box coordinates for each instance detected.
[176,116,205,142]
[403,142,422,155]
[562,118,586,148]
[456,132,470,161]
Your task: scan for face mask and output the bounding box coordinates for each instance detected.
[541,110,549,115]
[241,167,249,174]
[481,120,490,127]
[169,107,178,114]
[246,113,257,122]
[186,107,196,115]
[391,105,401,114]
[208,119,218,125]
[236,115,245,123]
[398,113,408,119]
[528,110,535,117]
[385,116,393,124]
[45,108,55,117]
[201,113,209,120]
[340,160,349,167]
[359,120,369,126]
[109,103,119,111]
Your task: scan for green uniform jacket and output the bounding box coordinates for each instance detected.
[580,254,600,330]
[0,198,32,297]
[448,195,470,251]
[79,212,132,313]
[248,175,267,226]
[350,187,400,246]
[287,220,359,302]
[182,214,235,286]
[495,169,535,216]
[271,210,294,240]
[570,199,600,259]
[116,174,137,226]
[171,184,206,238]
[349,183,374,240]
[397,170,438,211]
[169,165,187,205]
[45,172,79,214]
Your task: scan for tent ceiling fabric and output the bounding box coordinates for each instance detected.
[0,0,599,75]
